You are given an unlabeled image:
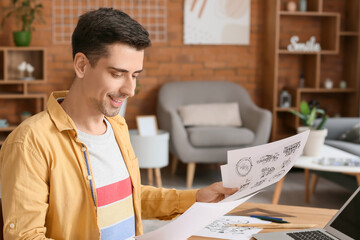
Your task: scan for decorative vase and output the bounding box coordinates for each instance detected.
[13,31,31,47]
[287,1,297,12]
[298,127,328,156]
[299,0,307,11]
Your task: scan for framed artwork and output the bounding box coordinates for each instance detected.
[136,115,158,136]
[184,0,251,45]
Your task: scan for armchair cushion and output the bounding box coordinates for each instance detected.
[186,126,254,147]
[178,102,242,127]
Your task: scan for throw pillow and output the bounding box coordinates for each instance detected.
[178,102,242,127]
[339,123,360,144]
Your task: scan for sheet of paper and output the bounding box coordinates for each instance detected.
[135,193,257,240]
[194,215,270,240]
[136,131,309,239]
[221,130,309,202]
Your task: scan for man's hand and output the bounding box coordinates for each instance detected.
[196,182,238,203]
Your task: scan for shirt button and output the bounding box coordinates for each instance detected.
[9,223,15,229]
[82,147,86,152]
[88,175,92,180]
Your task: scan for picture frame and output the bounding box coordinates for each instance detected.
[136,115,158,136]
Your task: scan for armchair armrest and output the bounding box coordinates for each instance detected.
[320,117,360,140]
[157,103,190,158]
[242,105,272,146]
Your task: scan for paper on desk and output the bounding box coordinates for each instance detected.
[194,215,270,240]
[135,193,257,240]
[221,130,309,202]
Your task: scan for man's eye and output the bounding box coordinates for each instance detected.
[112,73,122,78]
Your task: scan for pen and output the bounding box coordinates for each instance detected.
[228,223,317,229]
[250,215,289,223]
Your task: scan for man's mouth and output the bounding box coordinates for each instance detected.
[109,95,124,107]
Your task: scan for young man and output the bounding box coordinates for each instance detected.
[0,8,237,240]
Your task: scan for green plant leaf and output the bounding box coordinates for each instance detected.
[316,108,325,115]
[316,115,328,130]
[299,101,310,115]
[1,0,45,32]
[306,107,317,127]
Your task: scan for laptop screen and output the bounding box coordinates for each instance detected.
[327,187,360,239]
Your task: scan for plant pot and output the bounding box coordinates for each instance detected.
[298,127,328,156]
[13,31,31,47]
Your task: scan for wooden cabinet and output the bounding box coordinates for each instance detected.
[0,47,47,145]
[265,0,360,141]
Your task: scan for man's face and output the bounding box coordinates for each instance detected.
[82,43,144,117]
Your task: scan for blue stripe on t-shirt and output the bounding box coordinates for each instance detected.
[101,215,135,240]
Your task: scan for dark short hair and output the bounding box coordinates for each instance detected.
[72,8,151,66]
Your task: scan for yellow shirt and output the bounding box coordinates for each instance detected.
[0,91,197,240]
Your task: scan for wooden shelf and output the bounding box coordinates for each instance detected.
[0,126,17,132]
[275,107,296,112]
[278,50,320,55]
[0,47,47,145]
[297,88,357,93]
[265,0,360,141]
[0,79,45,84]
[279,11,340,17]
[0,93,46,99]
[278,50,339,55]
[340,31,359,36]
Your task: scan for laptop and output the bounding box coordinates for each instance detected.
[253,186,360,240]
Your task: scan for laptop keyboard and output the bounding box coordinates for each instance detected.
[287,230,334,240]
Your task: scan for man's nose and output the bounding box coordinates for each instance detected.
[121,75,136,97]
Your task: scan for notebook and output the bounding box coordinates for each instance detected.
[253,186,360,240]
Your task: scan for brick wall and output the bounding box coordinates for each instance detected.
[0,0,265,129]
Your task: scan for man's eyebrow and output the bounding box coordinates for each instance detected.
[108,66,143,74]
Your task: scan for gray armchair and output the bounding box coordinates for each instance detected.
[157,81,272,188]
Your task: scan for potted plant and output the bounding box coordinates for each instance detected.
[1,0,44,46]
[289,101,329,156]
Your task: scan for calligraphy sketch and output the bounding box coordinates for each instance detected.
[252,179,266,188]
[282,158,292,168]
[283,141,301,156]
[260,167,275,178]
[256,152,280,164]
[238,178,251,191]
[195,216,268,240]
[204,217,250,233]
[220,131,309,202]
[236,157,253,177]
[269,170,286,182]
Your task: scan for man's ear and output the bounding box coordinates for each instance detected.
[73,53,88,79]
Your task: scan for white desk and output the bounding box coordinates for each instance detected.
[272,145,360,204]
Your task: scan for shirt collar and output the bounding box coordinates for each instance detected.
[47,91,126,132]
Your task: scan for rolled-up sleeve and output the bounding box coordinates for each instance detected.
[0,142,52,240]
[140,185,198,220]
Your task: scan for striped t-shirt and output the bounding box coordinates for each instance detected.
[78,119,135,240]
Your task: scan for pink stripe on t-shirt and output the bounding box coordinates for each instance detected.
[96,177,133,207]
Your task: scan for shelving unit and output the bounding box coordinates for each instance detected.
[265,0,360,141]
[0,47,47,145]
